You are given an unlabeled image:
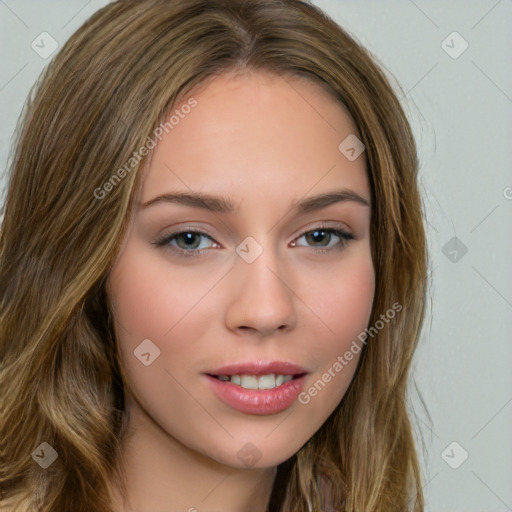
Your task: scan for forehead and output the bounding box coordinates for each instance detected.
[139,70,368,207]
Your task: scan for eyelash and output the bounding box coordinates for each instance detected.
[152,224,354,258]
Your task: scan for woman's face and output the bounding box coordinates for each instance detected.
[107,70,374,469]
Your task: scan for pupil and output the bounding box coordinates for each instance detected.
[307,230,329,246]
[179,232,200,249]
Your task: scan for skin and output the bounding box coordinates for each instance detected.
[107,70,375,512]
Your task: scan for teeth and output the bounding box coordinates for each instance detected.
[241,375,259,389]
[216,373,295,390]
[257,374,275,389]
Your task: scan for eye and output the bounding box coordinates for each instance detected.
[152,225,354,258]
[292,226,354,253]
[152,230,218,257]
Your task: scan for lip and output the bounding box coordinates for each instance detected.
[203,360,309,415]
[203,373,308,415]
[205,360,308,377]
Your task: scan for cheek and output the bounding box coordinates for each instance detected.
[108,245,214,340]
[107,248,214,438]
[311,249,375,342]
[298,251,374,411]
[107,243,221,407]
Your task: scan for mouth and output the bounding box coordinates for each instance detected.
[205,360,308,390]
[203,361,309,415]
[207,372,306,390]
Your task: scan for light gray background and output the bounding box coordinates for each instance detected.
[1,1,511,511]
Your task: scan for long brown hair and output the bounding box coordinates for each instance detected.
[0,0,428,510]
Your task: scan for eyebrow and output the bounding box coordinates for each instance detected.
[140,188,370,214]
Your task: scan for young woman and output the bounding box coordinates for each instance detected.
[0,0,428,510]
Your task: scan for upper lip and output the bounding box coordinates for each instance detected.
[205,361,308,377]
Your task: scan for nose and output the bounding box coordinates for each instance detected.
[224,244,297,337]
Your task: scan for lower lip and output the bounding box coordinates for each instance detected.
[203,374,307,415]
